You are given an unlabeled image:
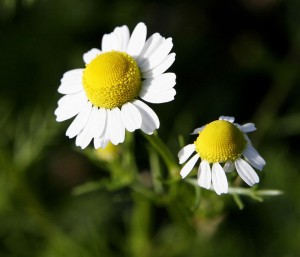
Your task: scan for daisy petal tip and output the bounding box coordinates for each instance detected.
[243,145,266,171]
[65,130,71,138]
[126,22,147,57]
[179,154,199,179]
[216,189,227,195]
[235,158,260,186]
[198,180,211,190]
[83,48,101,64]
[137,22,146,28]
[180,171,188,179]
[191,126,205,135]
[219,116,235,123]
[178,144,196,164]
[55,116,63,122]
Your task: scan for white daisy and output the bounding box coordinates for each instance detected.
[178,116,266,195]
[55,22,176,149]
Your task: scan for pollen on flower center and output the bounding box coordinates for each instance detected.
[194,120,247,163]
[82,51,141,109]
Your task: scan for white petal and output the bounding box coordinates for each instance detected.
[136,33,164,66]
[93,137,101,149]
[142,53,175,79]
[57,91,86,106]
[142,73,176,92]
[223,161,235,173]
[235,158,259,186]
[83,48,101,64]
[55,92,87,122]
[61,69,84,81]
[140,37,173,72]
[180,154,199,178]
[140,88,176,104]
[121,102,142,132]
[198,160,212,189]
[107,108,125,145]
[132,100,159,134]
[219,116,235,123]
[243,145,266,171]
[94,119,110,149]
[75,132,92,149]
[58,82,83,95]
[66,101,92,138]
[91,108,106,138]
[178,144,196,164]
[113,25,130,51]
[212,163,228,195]
[140,74,177,103]
[75,130,93,149]
[58,69,84,95]
[87,106,101,137]
[191,126,205,135]
[94,137,108,149]
[240,123,256,133]
[126,22,147,57]
[243,134,251,145]
[75,111,97,149]
[101,32,118,52]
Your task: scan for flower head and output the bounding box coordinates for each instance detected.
[55,22,176,149]
[178,116,266,195]
[95,142,120,162]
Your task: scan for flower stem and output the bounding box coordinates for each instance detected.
[228,187,283,202]
[128,193,152,257]
[142,132,179,179]
[148,146,164,194]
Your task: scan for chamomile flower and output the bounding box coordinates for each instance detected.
[178,116,266,195]
[55,22,176,149]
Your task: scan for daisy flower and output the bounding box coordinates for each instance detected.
[55,22,176,149]
[178,116,266,195]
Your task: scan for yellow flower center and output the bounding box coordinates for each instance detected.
[194,120,247,163]
[82,51,141,109]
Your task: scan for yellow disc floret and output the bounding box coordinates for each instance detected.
[194,120,247,163]
[82,51,141,109]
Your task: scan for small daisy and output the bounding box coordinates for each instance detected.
[55,22,176,149]
[178,116,266,195]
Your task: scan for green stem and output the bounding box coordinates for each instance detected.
[142,132,179,179]
[128,193,152,257]
[232,194,244,210]
[148,146,164,194]
[228,187,283,202]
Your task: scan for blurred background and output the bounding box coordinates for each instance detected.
[0,0,300,256]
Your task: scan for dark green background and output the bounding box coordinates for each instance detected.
[0,0,300,256]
